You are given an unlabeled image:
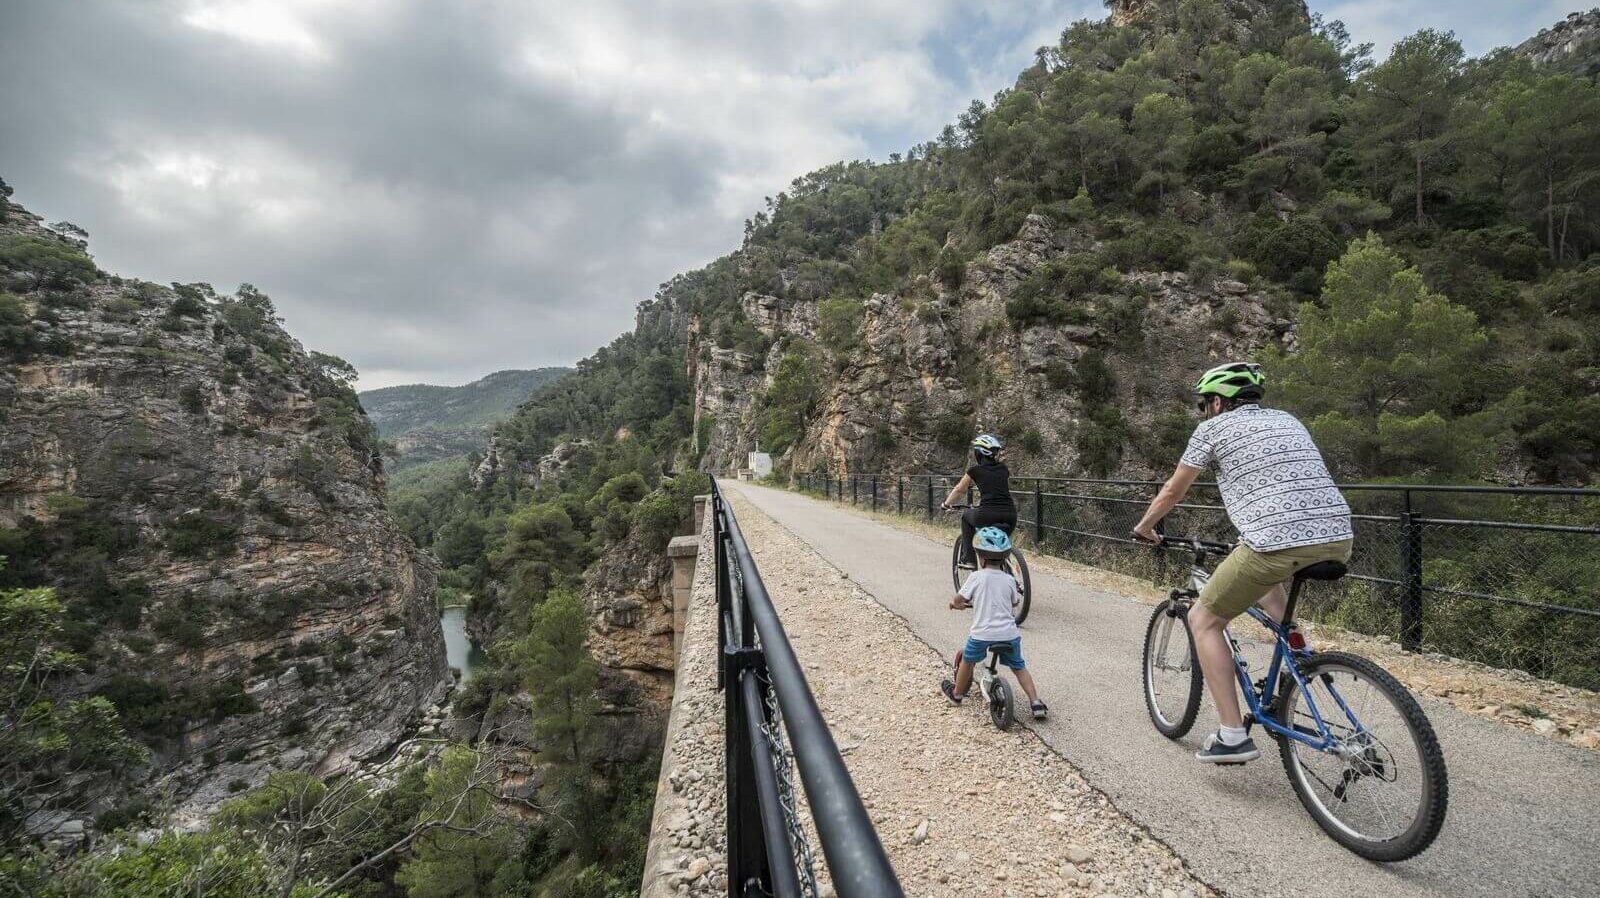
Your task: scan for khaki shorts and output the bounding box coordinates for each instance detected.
[1198,539,1354,620]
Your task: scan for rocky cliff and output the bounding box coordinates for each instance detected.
[0,200,447,822]
[691,213,1284,480]
[1516,9,1600,75]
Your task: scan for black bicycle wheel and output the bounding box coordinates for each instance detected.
[950,534,965,593]
[1010,550,1032,626]
[990,677,1015,731]
[1142,599,1203,738]
[1275,651,1448,862]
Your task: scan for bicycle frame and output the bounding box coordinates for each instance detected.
[1185,561,1369,753]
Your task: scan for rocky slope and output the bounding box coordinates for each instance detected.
[0,200,448,822]
[360,368,568,470]
[693,213,1284,480]
[1516,9,1600,75]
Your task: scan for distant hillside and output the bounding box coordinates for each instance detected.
[360,368,568,468]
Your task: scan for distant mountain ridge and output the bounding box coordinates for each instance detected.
[360,367,568,468]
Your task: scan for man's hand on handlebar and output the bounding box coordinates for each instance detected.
[1132,523,1160,544]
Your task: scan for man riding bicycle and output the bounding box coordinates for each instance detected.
[942,434,1016,567]
[1132,362,1353,763]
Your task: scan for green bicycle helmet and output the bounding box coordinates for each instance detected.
[971,434,1003,458]
[1194,362,1265,400]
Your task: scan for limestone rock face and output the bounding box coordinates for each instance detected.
[0,203,447,819]
[688,212,1285,482]
[1516,9,1600,76]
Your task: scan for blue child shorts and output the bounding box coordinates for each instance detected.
[960,636,1025,670]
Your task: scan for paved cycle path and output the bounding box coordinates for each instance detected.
[724,481,1600,898]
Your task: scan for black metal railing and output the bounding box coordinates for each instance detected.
[712,477,904,898]
[797,472,1600,691]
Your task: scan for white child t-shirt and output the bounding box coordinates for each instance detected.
[959,567,1021,642]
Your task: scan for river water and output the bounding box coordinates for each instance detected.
[439,606,486,682]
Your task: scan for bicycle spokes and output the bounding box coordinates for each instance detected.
[1284,663,1427,844]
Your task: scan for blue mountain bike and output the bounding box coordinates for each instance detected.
[1142,534,1448,861]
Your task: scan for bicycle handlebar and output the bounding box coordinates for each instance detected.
[1142,518,1235,554]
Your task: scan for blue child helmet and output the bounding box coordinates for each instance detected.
[974,526,1012,557]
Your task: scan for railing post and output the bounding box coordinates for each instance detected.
[852,475,857,504]
[897,477,904,515]
[1399,490,1424,652]
[926,479,934,519]
[1034,478,1044,547]
[870,476,878,512]
[725,651,770,898]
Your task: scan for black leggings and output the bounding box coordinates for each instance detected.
[961,506,1017,565]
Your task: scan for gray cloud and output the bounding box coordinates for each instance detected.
[0,1,1558,386]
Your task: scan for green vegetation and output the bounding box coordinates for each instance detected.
[0,562,148,845]
[0,236,97,290]
[758,343,822,454]
[1266,234,1492,478]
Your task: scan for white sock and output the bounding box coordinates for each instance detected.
[1218,725,1249,746]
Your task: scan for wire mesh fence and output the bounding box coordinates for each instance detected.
[797,472,1600,692]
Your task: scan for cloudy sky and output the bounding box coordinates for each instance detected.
[0,1,1573,388]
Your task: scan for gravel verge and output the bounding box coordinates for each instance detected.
[727,491,1218,898]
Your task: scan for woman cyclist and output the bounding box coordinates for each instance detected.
[942,434,1017,567]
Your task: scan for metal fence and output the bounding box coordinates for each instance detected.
[796,472,1600,692]
[711,477,904,898]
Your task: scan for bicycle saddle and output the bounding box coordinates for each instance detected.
[1295,560,1348,582]
[987,644,1015,657]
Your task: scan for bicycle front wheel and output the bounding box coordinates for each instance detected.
[1276,651,1448,862]
[1142,599,1202,738]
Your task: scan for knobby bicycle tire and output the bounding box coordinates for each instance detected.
[1275,651,1449,862]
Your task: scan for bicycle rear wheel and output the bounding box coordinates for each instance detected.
[1142,599,1202,738]
[1010,550,1032,626]
[989,676,1015,731]
[1276,651,1448,862]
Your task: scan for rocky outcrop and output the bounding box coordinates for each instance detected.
[1516,9,1600,76]
[690,212,1283,481]
[1108,0,1309,39]
[0,201,448,820]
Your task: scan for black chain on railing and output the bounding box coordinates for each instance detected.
[796,472,1600,691]
[712,478,904,898]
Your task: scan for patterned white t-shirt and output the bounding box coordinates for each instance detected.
[1179,405,1353,552]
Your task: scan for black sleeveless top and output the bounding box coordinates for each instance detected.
[967,461,1015,511]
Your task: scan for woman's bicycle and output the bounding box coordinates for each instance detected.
[1142,532,1448,862]
[947,504,1033,625]
[951,645,1018,731]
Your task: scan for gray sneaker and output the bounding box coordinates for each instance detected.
[1196,731,1259,764]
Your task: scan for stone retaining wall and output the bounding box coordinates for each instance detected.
[640,509,728,897]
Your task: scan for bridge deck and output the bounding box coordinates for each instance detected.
[725,481,1600,898]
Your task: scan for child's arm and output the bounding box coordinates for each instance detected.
[949,592,970,610]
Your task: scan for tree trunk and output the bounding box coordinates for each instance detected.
[1415,152,1425,224]
[1546,176,1557,262]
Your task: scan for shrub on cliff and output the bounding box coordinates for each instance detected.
[0,292,35,360]
[0,236,98,291]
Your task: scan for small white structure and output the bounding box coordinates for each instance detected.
[747,451,773,479]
